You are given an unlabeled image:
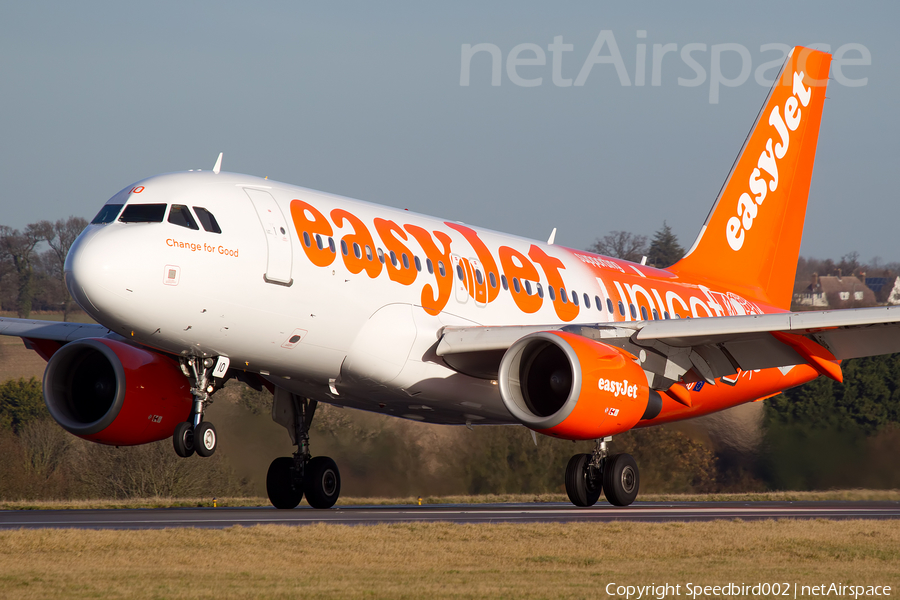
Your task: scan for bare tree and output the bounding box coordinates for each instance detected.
[38,217,88,321]
[587,231,648,263]
[18,419,72,482]
[0,224,47,318]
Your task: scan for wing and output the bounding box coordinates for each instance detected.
[0,317,112,359]
[436,305,900,386]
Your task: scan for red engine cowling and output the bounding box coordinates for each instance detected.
[498,331,658,440]
[43,338,193,446]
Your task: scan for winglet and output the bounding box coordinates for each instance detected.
[213,152,223,175]
[670,47,832,309]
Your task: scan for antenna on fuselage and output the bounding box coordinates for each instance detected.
[212,152,223,175]
[547,227,557,245]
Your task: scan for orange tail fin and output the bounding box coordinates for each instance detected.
[670,47,832,309]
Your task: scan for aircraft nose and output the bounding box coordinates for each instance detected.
[65,226,110,317]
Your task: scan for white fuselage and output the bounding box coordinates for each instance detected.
[66,171,769,426]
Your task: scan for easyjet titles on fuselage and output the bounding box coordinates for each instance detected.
[289,199,767,322]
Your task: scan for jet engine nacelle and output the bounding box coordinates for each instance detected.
[498,331,659,440]
[43,338,193,446]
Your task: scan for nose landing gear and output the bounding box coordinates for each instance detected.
[173,357,223,458]
[267,390,341,509]
[565,437,640,507]
[173,421,195,457]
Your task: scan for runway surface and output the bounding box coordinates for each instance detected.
[2,501,899,530]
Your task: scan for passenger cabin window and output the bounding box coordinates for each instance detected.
[193,207,222,233]
[92,204,124,224]
[119,203,167,223]
[168,205,200,230]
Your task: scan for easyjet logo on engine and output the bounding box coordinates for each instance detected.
[726,70,812,251]
[598,377,639,398]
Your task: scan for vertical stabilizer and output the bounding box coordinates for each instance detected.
[670,47,832,309]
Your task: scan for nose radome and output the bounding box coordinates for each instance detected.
[65,226,107,318]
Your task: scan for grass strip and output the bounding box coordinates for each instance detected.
[1,489,899,511]
[0,520,898,599]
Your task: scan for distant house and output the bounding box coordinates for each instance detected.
[885,277,900,305]
[794,274,877,308]
[866,275,900,305]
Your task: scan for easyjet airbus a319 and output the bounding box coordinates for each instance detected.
[4,47,899,508]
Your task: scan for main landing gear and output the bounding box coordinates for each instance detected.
[565,437,640,507]
[173,357,221,459]
[267,391,341,509]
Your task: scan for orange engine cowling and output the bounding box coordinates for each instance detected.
[43,338,193,446]
[498,331,659,440]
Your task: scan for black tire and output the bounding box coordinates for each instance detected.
[305,456,341,509]
[565,453,603,507]
[603,453,640,506]
[195,421,217,458]
[173,421,194,458]
[267,457,303,509]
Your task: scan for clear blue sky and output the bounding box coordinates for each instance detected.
[1,1,895,262]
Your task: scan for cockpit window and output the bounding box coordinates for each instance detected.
[91,204,124,224]
[193,207,221,233]
[168,205,199,230]
[119,204,167,223]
